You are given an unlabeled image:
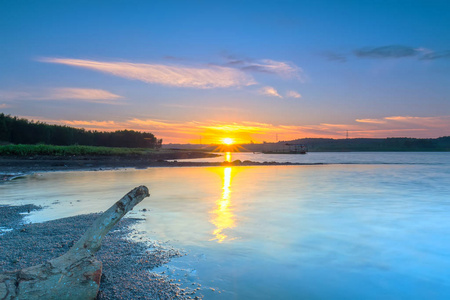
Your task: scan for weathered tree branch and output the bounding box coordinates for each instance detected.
[0,185,150,300]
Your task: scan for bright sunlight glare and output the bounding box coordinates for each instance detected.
[223,138,234,145]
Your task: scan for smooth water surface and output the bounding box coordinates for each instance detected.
[178,151,450,165]
[1,153,450,299]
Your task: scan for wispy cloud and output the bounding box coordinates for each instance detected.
[355,118,387,124]
[420,50,450,60]
[0,103,11,109]
[354,45,419,58]
[63,120,118,127]
[353,45,450,60]
[223,55,305,81]
[320,51,347,62]
[128,118,177,129]
[48,88,121,102]
[352,116,450,136]
[28,115,450,144]
[260,86,282,98]
[0,88,122,104]
[384,116,450,127]
[321,45,450,62]
[285,90,301,98]
[241,59,302,78]
[40,57,256,89]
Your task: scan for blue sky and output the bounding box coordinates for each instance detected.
[1,0,449,143]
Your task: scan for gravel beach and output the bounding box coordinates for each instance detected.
[0,205,201,299]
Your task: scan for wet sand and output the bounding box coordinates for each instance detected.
[0,204,200,299]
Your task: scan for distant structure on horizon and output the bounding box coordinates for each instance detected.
[162,136,450,152]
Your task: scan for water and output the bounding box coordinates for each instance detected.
[176,151,450,165]
[1,152,450,299]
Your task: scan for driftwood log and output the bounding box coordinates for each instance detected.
[0,185,150,300]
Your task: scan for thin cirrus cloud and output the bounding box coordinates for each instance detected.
[260,86,282,98]
[355,118,387,124]
[240,59,302,78]
[63,120,118,127]
[320,51,347,62]
[323,45,450,62]
[355,115,450,132]
[285,90,301,98]
[384,116,450,127]
[48,88,122,101]
[223,55,305,81]
[420,50,450,60]
[354,45,450,60]
[0,88,122,104]
[39,57,257,89]
[354,45,420,58]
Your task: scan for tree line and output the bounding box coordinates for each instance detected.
[166,137,450,152]
[238,137,450,152]
[0,113,162,148]
[289,137,450,151]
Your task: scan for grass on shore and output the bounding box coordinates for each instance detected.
[0,144,160,156]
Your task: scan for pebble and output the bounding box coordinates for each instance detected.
[0,205,200,299]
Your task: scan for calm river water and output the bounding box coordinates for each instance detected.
[1,152,450,299]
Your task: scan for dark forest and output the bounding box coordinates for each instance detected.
[0,113,162,148]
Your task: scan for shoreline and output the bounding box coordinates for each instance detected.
[0,204,200,299]
[0,155,324,177]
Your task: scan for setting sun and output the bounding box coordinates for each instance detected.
[223,138,234,145]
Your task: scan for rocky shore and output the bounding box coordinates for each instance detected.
[0,204,200,299]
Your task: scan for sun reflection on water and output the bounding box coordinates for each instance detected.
[225,152,232,162]
[210,167,235,243]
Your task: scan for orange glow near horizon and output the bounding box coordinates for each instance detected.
[34,115,450,144]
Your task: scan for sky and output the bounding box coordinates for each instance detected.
[1,0,449,144]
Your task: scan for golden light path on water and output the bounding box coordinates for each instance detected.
[210,166,235,243]
[210,152,235,242]
[224,152,231,163]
